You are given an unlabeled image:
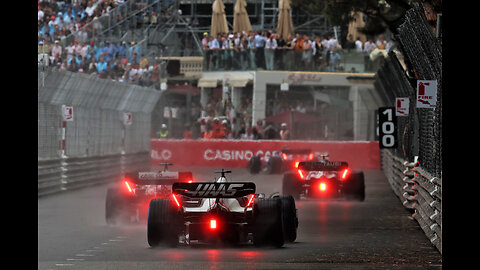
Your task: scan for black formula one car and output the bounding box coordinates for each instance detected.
[282,155,365,201]
[248,148,316,174]
[147,169,298,248]
[105,163,194,224]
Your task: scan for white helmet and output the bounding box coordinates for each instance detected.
[216,176,227,183]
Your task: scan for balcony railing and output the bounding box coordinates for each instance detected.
[160,49,387,75]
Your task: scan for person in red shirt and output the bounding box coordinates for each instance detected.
[207,118,226,139]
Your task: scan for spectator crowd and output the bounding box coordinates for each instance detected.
[202,30,395,72]
[38,0,166,88]
[157,93,316,141]
[38,1,395,84]
[38,1,393,141]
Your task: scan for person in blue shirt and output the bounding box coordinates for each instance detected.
[39,20,50,37]
[127,41,142,62]
[63,9,74,25]
[96,54,108,74]
[253,31,267,69]
[85,41,95,61]
[75,54,83,67]
[116,41,127,59]
[94,41,105,61]
[111,42,120,59]
[247,32,256,69]
[103,41,113,62]
[210,34,223,70]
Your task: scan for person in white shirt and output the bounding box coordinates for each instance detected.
[355,38,363,52]
[326,35,338,52]
[363,38,376,53]
[38,7,44,21]
[85,1,96,18]
[264,34,277,70]
[51,40,62,59]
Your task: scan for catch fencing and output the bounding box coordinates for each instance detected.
[374,3,442,253]
[38,70,161,196]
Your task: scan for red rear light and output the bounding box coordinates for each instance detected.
[297,169,305,179]
[210,219,217,229]
[171,193,181,207]
[124,180,133,193]
[282,153,288,160]
[295,161,299,168]
[246,194,255,207]
[308,153,314,160]
[341,168,349,180]
[319,182,327,191]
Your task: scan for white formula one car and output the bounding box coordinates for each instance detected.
[147,169,298,247]
[105,163,193,224]
[282,155,365,201]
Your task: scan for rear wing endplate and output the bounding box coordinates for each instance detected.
[172,182,255,198]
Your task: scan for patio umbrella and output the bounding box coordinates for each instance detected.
[211,0,229,37]
[233,0,252,33]
[276,0,294,40]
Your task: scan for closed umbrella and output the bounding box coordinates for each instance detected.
[211,0,229,37]
[347,11,366,44]
[276,0,294,40]
[233,0,252,33]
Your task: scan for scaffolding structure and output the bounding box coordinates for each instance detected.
[66,0,336,60]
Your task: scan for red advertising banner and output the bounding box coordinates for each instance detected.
[150,139,380,170]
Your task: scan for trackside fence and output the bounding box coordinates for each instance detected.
[375,3,442,254]
[38,70,161,197]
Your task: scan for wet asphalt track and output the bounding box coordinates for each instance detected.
[38,166,442,269]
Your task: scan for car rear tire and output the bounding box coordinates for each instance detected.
[252,198,285,247]
[249,156,261,174]
[344,171,365,201]
[147,198,181,247]
[278,195,298,242]
[267,156,282,174]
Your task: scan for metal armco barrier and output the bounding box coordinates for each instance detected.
[38,152,149,197]
[381,149,441,253]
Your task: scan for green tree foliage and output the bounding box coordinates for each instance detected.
[293,0,434,36]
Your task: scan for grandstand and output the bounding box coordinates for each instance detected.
[38,0,387,141]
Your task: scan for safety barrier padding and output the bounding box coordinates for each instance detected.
[150,139,380,170]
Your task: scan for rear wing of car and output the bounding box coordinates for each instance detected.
[298,161,348,171]
[281,149,311,155]
[125,171,193,185]
[172,182,256,198]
